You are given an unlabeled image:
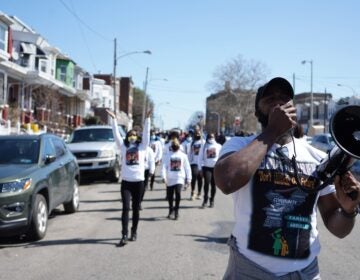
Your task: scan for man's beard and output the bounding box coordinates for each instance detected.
[256,110,268,127]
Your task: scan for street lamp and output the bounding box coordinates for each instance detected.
[337,83,357,96]
[141,68,168,124]
[112,38,151,114]
[301,59,313,127]
[211,111,220,135]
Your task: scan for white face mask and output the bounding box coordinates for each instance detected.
[186,137,192,142]
[208,139,215,144]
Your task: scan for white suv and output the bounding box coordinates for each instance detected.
[67,125,125,183]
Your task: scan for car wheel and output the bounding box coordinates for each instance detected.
[64,180,80,214]
[109,159,121,182]
[27,194,48,241]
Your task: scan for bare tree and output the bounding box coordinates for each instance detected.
[207,54,269,93]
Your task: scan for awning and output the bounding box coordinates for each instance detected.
[20,42,36,54]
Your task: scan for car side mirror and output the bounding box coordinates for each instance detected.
[44,154,56,164]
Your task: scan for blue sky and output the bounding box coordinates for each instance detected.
[2,0,359,129]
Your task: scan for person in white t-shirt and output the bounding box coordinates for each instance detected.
[198,132,222,208]
[214,77,360,279]
[162,138,192,220]
[140,145,155,210]
[149,130,163,190]
[107,109,151,247]
[187,128,205,200]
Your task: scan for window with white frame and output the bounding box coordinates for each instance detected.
[39,59,48,73]
[59,65,66,82]
[0,23,6,51]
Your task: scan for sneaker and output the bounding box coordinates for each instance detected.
[174,211,179,220]
[209,202,214,208]
[167,210,174,219]
[200,202,206,209]
[129,233,137,242]
[196,193,201,200]
[117,235,128,247]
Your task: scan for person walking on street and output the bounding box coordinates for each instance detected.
[140,145,155,210]
[107,109,151,247]
[149,130,163,190]
[187,128,205,200]
[214,77,360,279]
[198,132,222,208]
[162,138,192,220]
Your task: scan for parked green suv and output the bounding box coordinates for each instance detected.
[0,134,80,240]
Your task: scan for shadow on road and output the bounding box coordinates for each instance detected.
[176,234,228,244]
[0,237,119,248]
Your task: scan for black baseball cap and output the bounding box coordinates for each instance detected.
[255,77,294,111]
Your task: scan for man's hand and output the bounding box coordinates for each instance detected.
[266,101,297,137]
[106,109,116,119]
[335,171,360,213]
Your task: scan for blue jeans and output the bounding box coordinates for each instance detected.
[223,235,321,280]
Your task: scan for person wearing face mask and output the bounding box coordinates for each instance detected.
[198,132,222,208]
[107,109,152,247]
[187,128,205,200]
[149,130,163,191]
[162,138,192,220]
[214,77,360,279]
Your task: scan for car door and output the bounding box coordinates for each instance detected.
[51,137,73,203]
[42,137,63,209]
[52,137,77,199]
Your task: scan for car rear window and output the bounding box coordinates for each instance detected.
[68,128,114,143]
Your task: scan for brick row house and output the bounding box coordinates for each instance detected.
[0,12,134,136]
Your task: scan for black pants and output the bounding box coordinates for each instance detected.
[141,169,150,202]
[150,162,160,190]
[190,164,203,195]
[121,180,144,236]
[167,184,182,213]
[202,166,216,204]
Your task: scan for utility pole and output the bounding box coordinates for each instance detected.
[141,67,149,125]
[113,38,117,114]
[324,88,327,133]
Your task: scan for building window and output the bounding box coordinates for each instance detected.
[0,72,4,104]
[39,59,47,73]
[0,23,6,51]
[60,65,66,82]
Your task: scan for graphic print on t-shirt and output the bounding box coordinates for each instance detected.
[206,147,216,159]
[151,142,156,153]
[247,154,320,259]
[126,146,140,165]
[192,143,201,155]
[170,157,182,171]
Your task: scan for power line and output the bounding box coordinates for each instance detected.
[58,0,112,42]
[69,0,98,72]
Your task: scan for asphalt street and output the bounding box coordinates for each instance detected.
[0,174,359,280]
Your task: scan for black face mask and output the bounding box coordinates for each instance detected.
[256,110,268,127]
[194,135,201,140]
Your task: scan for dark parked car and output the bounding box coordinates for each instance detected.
[0,134,80,240]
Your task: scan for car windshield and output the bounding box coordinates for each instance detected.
[0,139,40,164]
[68,128,115,143]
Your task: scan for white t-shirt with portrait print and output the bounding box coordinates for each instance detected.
[219,135,335,276]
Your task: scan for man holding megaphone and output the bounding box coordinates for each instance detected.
[214,77,360,279]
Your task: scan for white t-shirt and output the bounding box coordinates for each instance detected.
[112,117,150,182]
[150,139,163,163]
[162,150,192,187]
[219,135,335,276]
[198,140,222,168]
[144,146,155,174]
[187,139,205,165]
